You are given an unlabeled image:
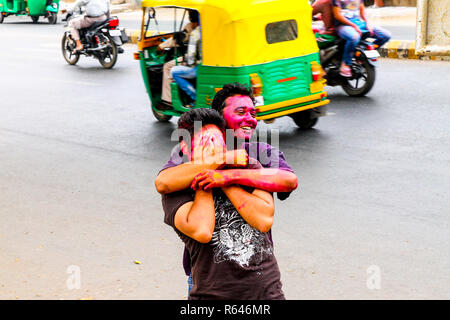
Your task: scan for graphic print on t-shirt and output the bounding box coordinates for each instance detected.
[211,192,273,268]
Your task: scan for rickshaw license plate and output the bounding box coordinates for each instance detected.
[109,30,122,36]
[364,50,380,58]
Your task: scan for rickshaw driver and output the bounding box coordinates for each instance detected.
[62,0,111,53]
[332,0,391,77]
[159,10,200,108]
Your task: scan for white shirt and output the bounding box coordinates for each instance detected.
[69,0,110,17]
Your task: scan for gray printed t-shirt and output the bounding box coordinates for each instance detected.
[162,187,285,300]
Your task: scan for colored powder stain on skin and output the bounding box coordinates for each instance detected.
[237,201,247,211]
[212,172,223,181]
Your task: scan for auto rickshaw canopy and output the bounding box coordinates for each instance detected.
[141,0,318,67]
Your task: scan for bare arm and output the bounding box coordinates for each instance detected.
[359,3,368,22]
[332,5,361,34]
[191,168,298,193]
[155,162,221,194]
[173,190,215,243]
[155,149,248,194]
[221,186,274,233]
[359,3,373,33]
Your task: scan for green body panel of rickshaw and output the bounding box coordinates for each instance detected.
[28,0,59,16]
[0,0,59,15]
[0,0,27,13]
[139,45,327,119]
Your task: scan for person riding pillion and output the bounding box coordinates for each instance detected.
[63,0,111,53]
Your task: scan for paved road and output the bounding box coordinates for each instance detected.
[0,19,449,299]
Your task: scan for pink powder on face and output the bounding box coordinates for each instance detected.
[189,124,226,161]
[222,95,257,140]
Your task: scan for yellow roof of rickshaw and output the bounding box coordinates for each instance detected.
[141,0,310,21]
[141,0,318,66]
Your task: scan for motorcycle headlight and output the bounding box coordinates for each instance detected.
[52,3,57,8]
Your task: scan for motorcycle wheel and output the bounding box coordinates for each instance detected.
[152,105,173,122]
[291,110,318,129]
[98,35,118,69]
[31,16,39,23]
[61,34,80,65]
[342,59,376,97]
[48,12,57,24]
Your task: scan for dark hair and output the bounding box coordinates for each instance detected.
[211,82,255,114]
[177,108,226,143]
[188,9,200,24]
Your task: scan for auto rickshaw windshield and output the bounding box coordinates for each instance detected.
[144,6,191,36]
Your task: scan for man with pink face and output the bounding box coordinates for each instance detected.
[162,108,285,299]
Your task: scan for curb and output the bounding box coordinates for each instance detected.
[124,30,449,62]
[125,29,141,45]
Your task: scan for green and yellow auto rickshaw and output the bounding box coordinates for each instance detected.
[135,0,329,129]
[0,0,59,24]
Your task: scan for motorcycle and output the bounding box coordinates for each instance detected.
[61,11,128,69]
[314,27,379,97]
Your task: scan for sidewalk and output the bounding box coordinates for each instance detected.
[112,4,448,61]
[365,6,449,61]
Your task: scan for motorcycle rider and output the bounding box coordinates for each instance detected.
[62,0,111,53]
[332,0,391,77]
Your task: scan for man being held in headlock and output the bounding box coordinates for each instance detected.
[155,82,298,296]
[161,108,285,299]
[158,9,200,109]
[63,0,111,53]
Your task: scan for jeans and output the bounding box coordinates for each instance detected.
[336,24,391,66]
[171,65,197,102]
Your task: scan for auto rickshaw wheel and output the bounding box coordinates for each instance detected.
[98,35,118,69]
[31,16,39,24]
[61,34,80,65]
[291,110,318,129]
[152,106,172,122]
[0,14,4,24]
[48,12,57,24]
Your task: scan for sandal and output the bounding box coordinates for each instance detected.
[339,64,352,77]
[72,47,84,55]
